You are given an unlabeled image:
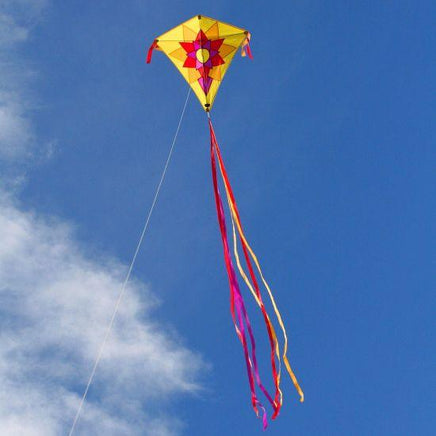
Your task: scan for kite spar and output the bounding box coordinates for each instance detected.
[148,15,303,428]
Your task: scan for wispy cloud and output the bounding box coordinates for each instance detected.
[0,2,205,435]
[0,1,36,159]
[0,194,204,435]
[0,0,52,179]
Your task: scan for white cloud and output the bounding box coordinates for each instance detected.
[0,97,33,159]
[0,193,204,435]
[0,12,28,47]
[0,2,205,435]
[0,0,48,162]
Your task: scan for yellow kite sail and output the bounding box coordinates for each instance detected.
[147,15,252,111]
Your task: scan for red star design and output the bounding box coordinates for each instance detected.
[180,30,225,95]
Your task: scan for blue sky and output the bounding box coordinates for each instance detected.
[0,1,434,435]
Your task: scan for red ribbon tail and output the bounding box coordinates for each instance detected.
[146,40,158,64]
[241,33,253,59]
[210,118,282,419]
[209,116,277,429]
[245,42,253,59]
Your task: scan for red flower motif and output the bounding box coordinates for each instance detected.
[180,30,225,95]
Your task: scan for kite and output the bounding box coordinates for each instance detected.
[147,15,304,429]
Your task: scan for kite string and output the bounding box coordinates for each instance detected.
[68,88,191,436]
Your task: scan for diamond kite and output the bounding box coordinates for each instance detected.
[147,15,303,429]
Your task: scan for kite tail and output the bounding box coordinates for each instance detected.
[210,121,271,429]
[209,118,281,420]
[208,116,304,417]
[146,39,158,64]
[241,32,253,59]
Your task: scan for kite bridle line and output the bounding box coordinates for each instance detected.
[68,88,191,436]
